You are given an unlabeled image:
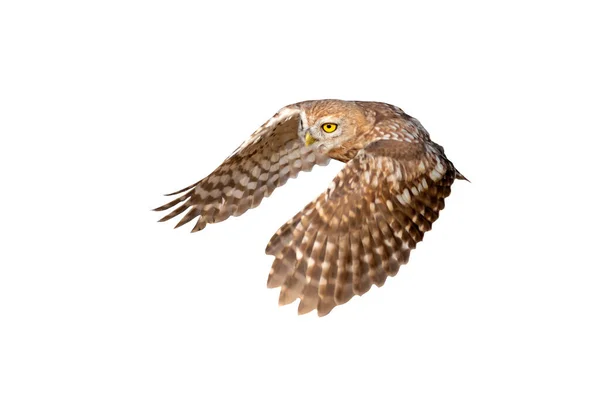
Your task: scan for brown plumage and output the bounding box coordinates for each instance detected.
[156,100,467,316]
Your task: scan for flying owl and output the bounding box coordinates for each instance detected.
[155,100,466,316]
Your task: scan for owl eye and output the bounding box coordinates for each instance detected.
[321,123,338,133]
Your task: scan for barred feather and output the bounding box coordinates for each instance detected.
[266,139,462,316]
[156,100,466,317]
[155,107,329,232]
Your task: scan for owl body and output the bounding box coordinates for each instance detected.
[156,100,465,316]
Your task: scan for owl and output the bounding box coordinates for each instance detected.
[156,100,466,316]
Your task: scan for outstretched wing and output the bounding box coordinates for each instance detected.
[155,106,330,232]
[265,139,460,316]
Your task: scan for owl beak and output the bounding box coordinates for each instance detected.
[305,132,316,146]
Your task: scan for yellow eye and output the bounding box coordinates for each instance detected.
[322,123,338,133]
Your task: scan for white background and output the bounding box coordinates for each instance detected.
[1,1,599,399]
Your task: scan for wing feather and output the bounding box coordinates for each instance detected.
[155,106,329,231]
[266,139,461,316]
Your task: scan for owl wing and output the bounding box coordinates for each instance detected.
[265,139,460,316]
[155,106,329,232]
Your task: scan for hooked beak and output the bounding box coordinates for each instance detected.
[305,132,316,146]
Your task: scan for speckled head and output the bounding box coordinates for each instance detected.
[297,100,376,160]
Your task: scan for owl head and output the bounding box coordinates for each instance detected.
[297,100,375,154]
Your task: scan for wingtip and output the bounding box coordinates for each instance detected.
[456,171,470,182]
[157,215,172,223]
[163,180,201,197]
[278,288,298,306]
[190,218,207,233]
[297,307,312,316]
[266,274,278,289]
[297,299,318,316]
[317,303,335,317]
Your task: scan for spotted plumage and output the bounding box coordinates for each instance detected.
[156,100,466,316]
